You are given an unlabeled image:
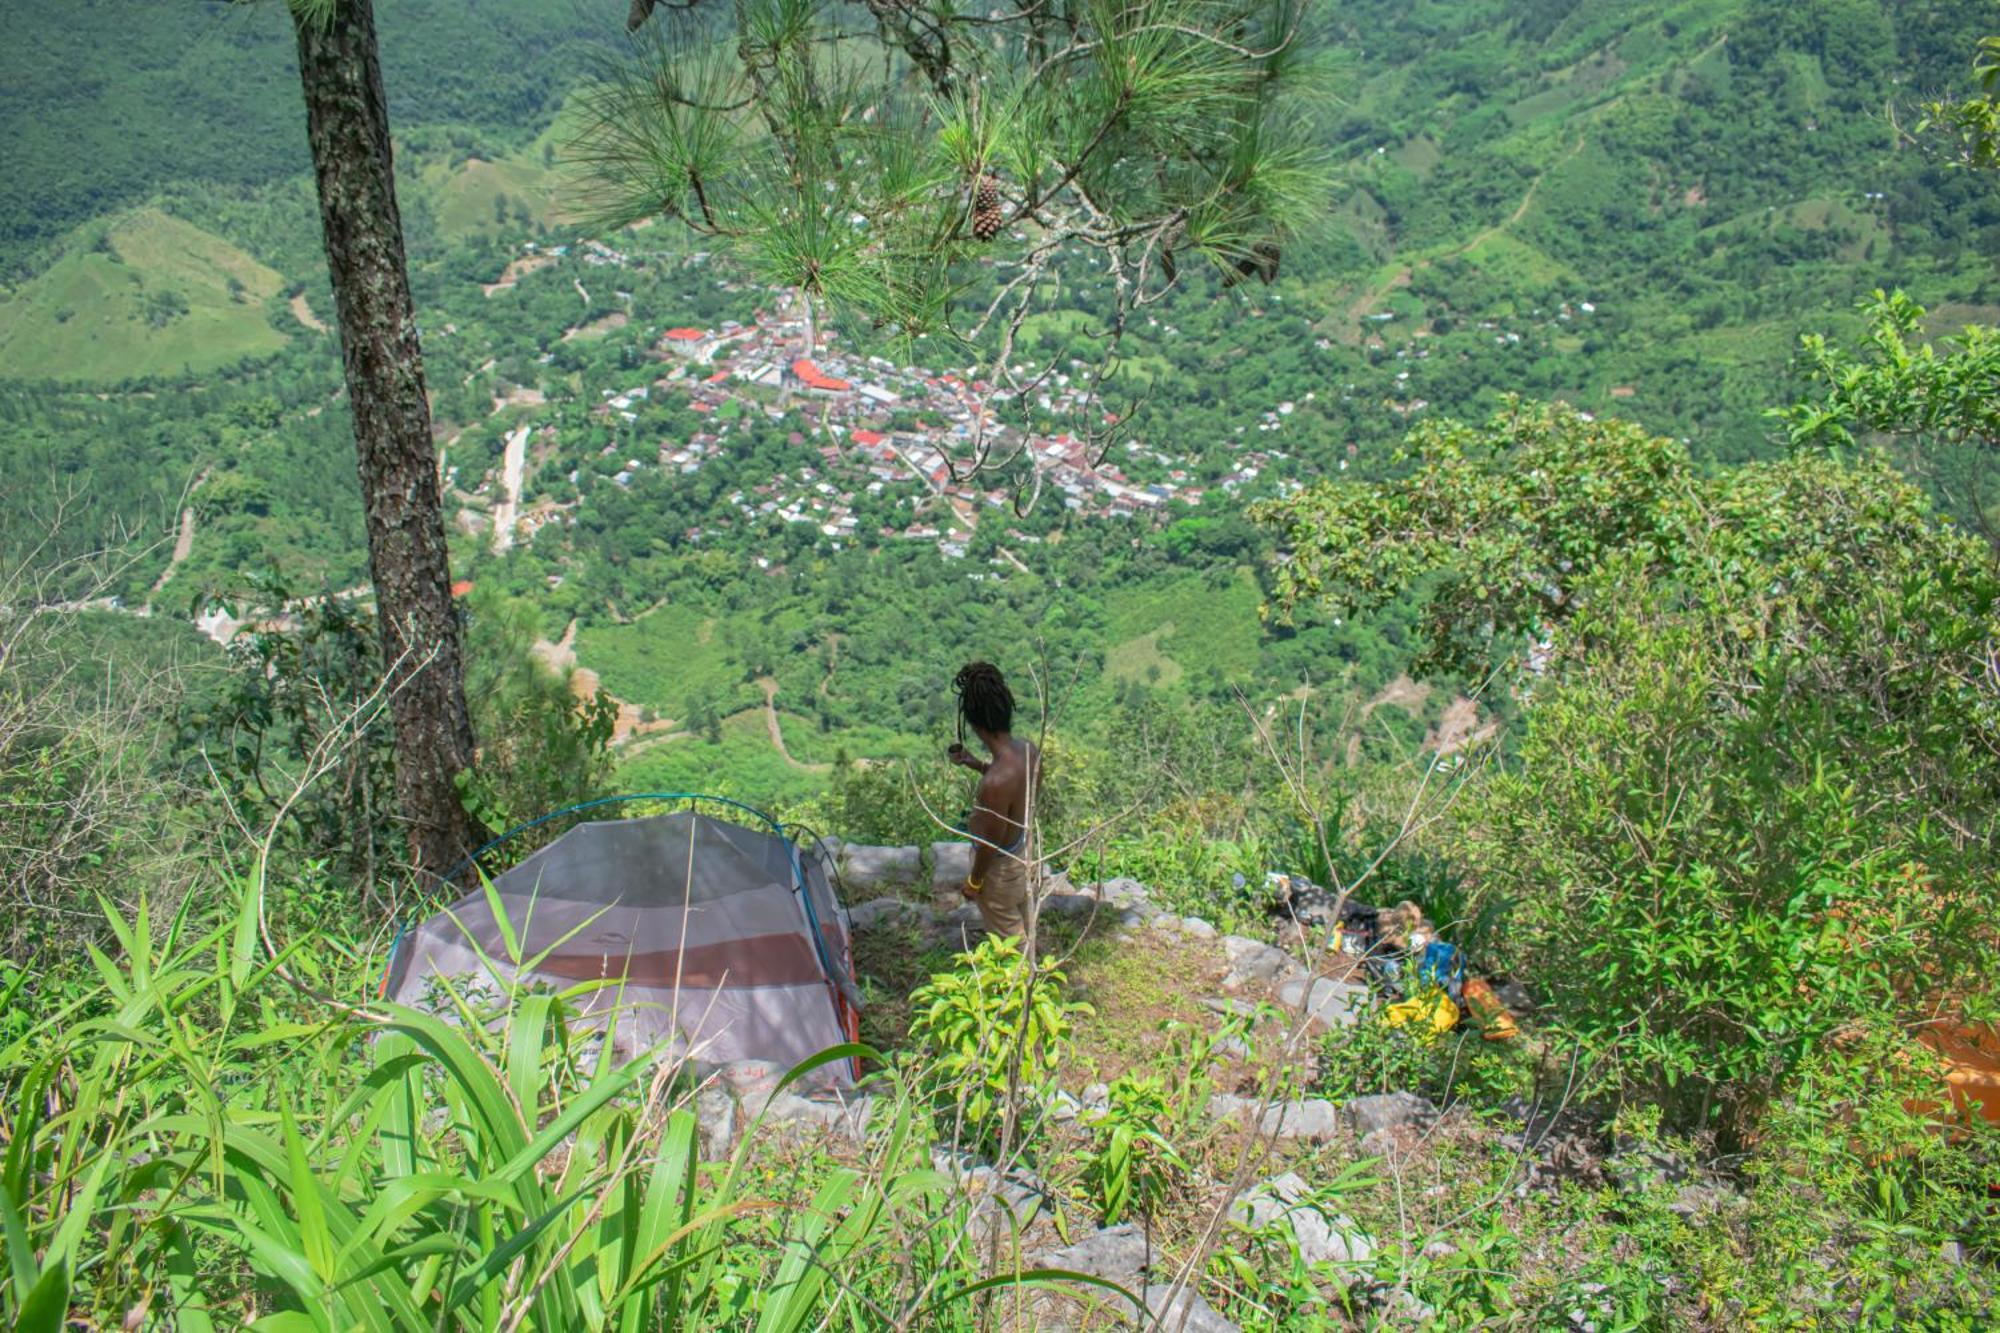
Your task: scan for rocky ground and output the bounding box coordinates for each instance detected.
[674,849,1784,1330]
[689,856,1495,1330]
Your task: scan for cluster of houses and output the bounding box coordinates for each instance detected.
[578,296,1234,559]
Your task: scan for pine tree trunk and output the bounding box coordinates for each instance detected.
[292,0,487,883]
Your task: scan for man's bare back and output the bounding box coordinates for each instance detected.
[949,663,1039,936]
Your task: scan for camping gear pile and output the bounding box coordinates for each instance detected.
[1265,872,1519,1041]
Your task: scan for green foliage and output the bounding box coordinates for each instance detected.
[456,588,618,846]
[1919,35,2000,170]
[1254,399,1692,674]
[578,0,1331,401]
[182,576,399,886]
[182,580,614,895]
[0,2,598,272]
[904,936,1090,1151]
[1080,1073,1185,1226]
[1782,290,2000,453]
[1465,451,2000,1130]
[1781,289,2000,543]
[0,884,1093,1330]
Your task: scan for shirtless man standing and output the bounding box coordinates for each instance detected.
[947,662,1039,938]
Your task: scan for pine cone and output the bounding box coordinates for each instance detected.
[972,175,1004,241]
[1221,241,1281,288]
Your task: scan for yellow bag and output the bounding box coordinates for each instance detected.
[1383,989,1459,1039]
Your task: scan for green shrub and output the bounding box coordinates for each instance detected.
[1081,1073,1185,1226]
[1471,458,2000,1130]
[1259,401,2000,1134]
[904,935,1090,1153]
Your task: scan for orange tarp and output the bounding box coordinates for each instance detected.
[1912,1020,2000,1128]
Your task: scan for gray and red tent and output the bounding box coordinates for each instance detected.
[383,802,862,1087]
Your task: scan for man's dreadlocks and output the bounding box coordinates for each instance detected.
[953,661,1014,734]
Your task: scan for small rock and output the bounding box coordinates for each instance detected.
[1200,997,1261,1019]
[1029,1222,1150,1285]
[694,1085,735,1160]
[1142,1282,1240,1333]
[1082,1082,1111,1110]
[1379,1288,1437,1324]
[931,841,974,893]
[847,897,920,930]
[1042,892,1098,917]
[1343,1092,1436,1138]
[1221,935,1302,986]
[933,1152,1049,1228]
[840,844,923,891]
[1942,1240,1967,1267]
[1276,976,1369,1030]
[1089,877,1154,909]
[1213,1035,1253,1060]
[1148,913,1183,932]
[1230,1171,1374,1267]
[1422,1238,1456,1259]
[718,1059,784,1105]
[1180,916,1219,940]
[1208,1095,1341,1141]
[758,1092,872,1142]
[1119,909,1146,928]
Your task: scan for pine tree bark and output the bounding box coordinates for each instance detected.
[292,0,487,882]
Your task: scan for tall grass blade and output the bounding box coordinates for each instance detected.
[11,1261,67,1333]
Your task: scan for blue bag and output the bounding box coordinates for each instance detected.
[1416,940,1465,1003]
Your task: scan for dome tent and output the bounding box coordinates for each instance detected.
[384,798,861,1088]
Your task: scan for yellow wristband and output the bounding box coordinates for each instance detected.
[965,876,984,894]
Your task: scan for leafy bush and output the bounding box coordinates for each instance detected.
[1260,403,2000,1133]
[1471,452,1999,1130]
[904,935,1090,1152]
[1081,1073,1186,1226]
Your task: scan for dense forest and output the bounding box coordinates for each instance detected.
[1,1,1996,1328]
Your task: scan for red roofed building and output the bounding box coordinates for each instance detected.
[662,327,713,362]
[850,429,885,448]
[789,359,851,393]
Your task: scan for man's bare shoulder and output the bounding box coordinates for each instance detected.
[980,745,1027,791]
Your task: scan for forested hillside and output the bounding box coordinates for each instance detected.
[2,0,1993,791]
[0,0,600,272]
[1,4,1996,1324]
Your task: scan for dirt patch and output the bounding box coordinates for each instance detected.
[759,677,831,773]
[1362,673,1431,720]
[562,660,676,745]
[289,293,327,332]
[1427,695,1498,756]
[530,619,578,674]
[563,311,629,342]
[492,384,546,413]
[482,252,556,296]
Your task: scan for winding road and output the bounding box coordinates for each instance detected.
[491,424,530,554]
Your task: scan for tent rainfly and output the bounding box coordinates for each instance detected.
[384,809,861,1087]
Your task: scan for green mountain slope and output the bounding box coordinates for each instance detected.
[0,0,602,272]
[0,209,291,381]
